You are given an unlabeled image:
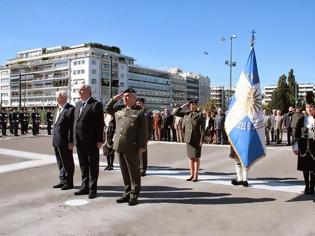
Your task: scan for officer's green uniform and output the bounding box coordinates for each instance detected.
[106,98,148,200]
[173,107,205,158]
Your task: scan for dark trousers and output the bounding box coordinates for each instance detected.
[286,127,292,145]
[32,122,37,135]
[14,122,19,136]
[140,150,148,172]
[1,123,6,135]
[54,146,74,185]
[47,122,52,135]
[118,152,141,199]
[271,128,275,142]
[216,129,222,144]
[77,144,99,193]
[9,122,13,134]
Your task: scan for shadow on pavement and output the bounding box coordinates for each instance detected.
[286,194,315,202]
[94,185,275,205]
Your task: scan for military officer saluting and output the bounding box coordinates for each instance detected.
[106,88,148,206]
[173,99,205,182]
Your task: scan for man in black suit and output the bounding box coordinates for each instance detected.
[52,90,75,190]
[73,85,104,199]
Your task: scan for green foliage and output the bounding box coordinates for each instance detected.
[269,74,291,112]
[201,98,218,111]
[287,69,298,100]
[84,43,121,54]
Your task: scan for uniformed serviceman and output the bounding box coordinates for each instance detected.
[46,108,53,135]
[106,88,148,206]
[20,107,30,135]
[173,99,205,182]
[135,98,152,176]
[292,91,315,197]
[9,108,14,134]
[1,108,8,136]
[12,108,20,136]
[32,107,41,135]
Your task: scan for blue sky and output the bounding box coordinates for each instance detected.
[1,0,314,88]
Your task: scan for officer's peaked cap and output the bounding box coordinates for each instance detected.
[122,88,136,94]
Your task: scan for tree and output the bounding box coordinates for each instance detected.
[287,69,298,105]
[201,98,217,111]
[269,74,291,113]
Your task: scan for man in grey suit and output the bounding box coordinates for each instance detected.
[106,88,148,206]
[52,90,75,190]
[73,85,104,199]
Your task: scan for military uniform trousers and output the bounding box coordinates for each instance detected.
[118,151,141,199]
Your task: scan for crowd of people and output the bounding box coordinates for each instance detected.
[0,107,53,137]
[2,85,314,205]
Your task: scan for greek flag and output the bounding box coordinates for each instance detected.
[225,44,266,168]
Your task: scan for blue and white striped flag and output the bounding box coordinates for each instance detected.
[225,43,266,168]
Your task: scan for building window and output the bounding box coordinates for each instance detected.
[92,69,97,74]
[91,78,97,84]
[92,60,96,65]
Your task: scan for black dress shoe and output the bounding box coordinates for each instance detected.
[74,189,89,195]
[116,196,130,203]
[231,179,243,185]
[53,183,65,188]
[141,171,146,177]
[186,176,194,181]
[104,166,110,170]
[242,181,249,187]
[192,178,199,182]
[304,187,310,195]
[108,165,114,171]
[88,192,97,199]
[128,198,138,206]
[61,184,74,190]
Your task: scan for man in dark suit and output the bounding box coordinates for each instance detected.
[106,88,148,206]
[73,85,104,199]
[52,90,75,190]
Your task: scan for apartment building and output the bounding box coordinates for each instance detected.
[263,83,315,105]
[128,65,171,110]
[5,43,134,107]
[0,68,10,107]
[3,43,210,111]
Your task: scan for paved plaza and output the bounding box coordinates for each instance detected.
[0,135,314,236]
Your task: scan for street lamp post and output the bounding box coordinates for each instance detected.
[223,35,237,97]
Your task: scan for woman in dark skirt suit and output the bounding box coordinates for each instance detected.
[293,91,315,196]
[173,99,205,182]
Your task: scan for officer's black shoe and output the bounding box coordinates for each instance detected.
[242,181,249,187]
[231,179,243,186]
[304,187,310,195]
[61,184,73,190]
[53,183,65,188]
[88,192,97,199]
[74,189,89,195]
[141,170,146,177]
[116,196,130,203]
[128,198,138,206]
[108,165,114,171]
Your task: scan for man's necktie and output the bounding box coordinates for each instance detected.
[79,102,85,116]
